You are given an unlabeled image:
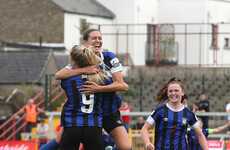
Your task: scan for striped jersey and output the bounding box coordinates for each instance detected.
[60,75,103,127]
[147,103,199,150]
[187,128,209,150]
[64,51,123,117]
[99,52,123,116]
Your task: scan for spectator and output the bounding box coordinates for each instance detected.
[120,101,131,133]
[133,116,145,130]
[181,94,188,107]
[36,119,49,135]
[198,94,209,129]
[226,102,230,134]
[36,119,49,147]
[192,102,200,113]
[18,99,46,133]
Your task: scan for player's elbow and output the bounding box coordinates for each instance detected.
[55,72,62,80]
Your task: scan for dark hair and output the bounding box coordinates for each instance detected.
[194,102,199,107]
[181,94,188,103]
[83,29,101,41]
[155,76,184,105]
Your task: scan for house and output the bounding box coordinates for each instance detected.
[0,0,115,52]
[96,0,230,66]
[0,50,59,94]
[1,0,230,66]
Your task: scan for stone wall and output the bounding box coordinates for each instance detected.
[120,66,230,112]
[0,102,14,116]
[0,0,64,43]
[120,66,230,128]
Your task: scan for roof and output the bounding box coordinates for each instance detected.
[54,53,69,70]
[1,41,66,51]
[52,0,115,19]
[0,51,51,84]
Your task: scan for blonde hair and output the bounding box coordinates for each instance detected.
[155,76,184,105]
[70,45,108,84]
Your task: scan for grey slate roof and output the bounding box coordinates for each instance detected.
[0,51,51,84]
[52,0,115,19]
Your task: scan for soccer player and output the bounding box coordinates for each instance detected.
[40,29,131,150]
[187,118,230,150]
[141,77,208,150]
[60,45,108,150]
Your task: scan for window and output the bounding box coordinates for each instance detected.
[224,38,230,49]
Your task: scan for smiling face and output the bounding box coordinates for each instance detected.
[167,83,184,104]
[84,31,103,56]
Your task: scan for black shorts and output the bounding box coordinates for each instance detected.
[60,126,104,150]
[103,111,123,133]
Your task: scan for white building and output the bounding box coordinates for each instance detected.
[57,0,230,66]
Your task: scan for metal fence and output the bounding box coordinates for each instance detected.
[90,22,230,66]
[44,112,230,140]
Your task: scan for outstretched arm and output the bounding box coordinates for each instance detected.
[194,127,209,150]
[18,107,25,115]
[37,107,46,114]
[55,65,99,80]
[213,121,230,133]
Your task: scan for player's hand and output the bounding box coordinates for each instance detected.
[146,143,155,150]
[80,81,100,95]
[82,65,99,75]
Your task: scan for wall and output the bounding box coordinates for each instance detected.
[64,13,113,51]
[96,0,158,65]
[0,0,64,43]
[40,53,60,84]
[0,102,14,116]
[122,66,230,112]
[205,0,230,65]
[95,0,230,66]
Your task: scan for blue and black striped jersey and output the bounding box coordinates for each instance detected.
[64,51,123,117]
[100,52,122,116]
[187,128,209,150]
[147,103,199,150]
[60,75,103,127]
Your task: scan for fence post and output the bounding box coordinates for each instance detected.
[202,74,205,94]
[139,74,143,112]
[49,74,52,111]
[45,74,48,110]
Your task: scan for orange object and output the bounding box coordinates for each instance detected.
[25,104,37,123]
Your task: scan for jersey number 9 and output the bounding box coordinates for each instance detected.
[81,94,94,113]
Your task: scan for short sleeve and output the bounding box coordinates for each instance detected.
[65,64,74,70]
[146,116,155,125]
[105,52,123,74]
[146,109,159,125]
[189,114,200,129]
